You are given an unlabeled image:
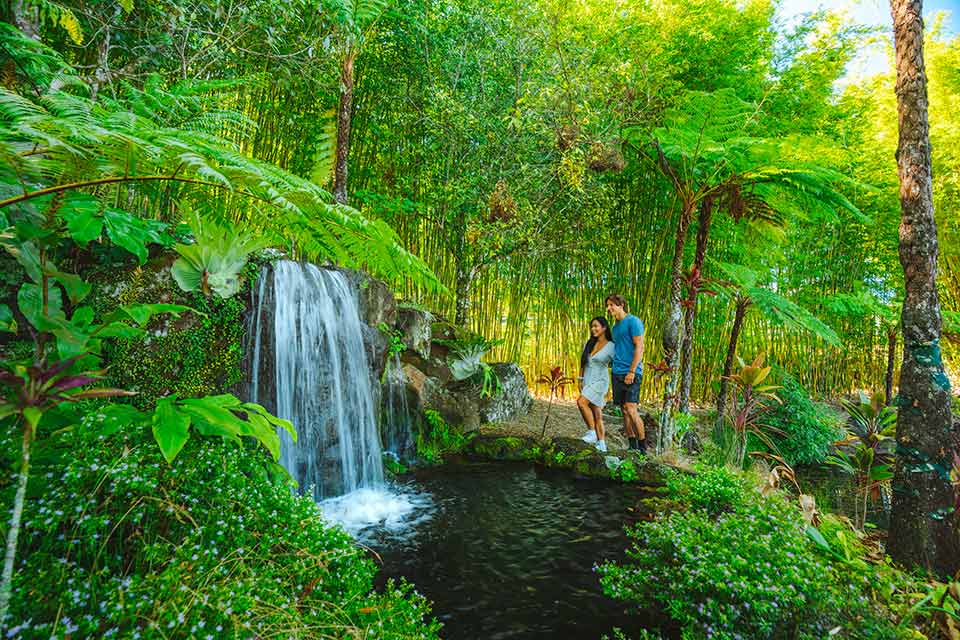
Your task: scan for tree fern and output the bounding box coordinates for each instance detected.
[0,24,441,291]
[309,109,338,187]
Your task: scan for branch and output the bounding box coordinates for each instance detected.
[0,175,273,208]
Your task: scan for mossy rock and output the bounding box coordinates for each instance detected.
[94,255,250,409]
[465,434,541,462]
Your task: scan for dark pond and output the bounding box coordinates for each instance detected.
[366,462,663,640]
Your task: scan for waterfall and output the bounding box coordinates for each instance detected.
[249,260,384,500]
[382,354,415,461]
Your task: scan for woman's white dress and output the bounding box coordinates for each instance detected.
[581,342,614,407]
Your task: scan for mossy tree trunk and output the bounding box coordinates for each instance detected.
[679,196,714,413]
[333,49,356,205]
[886,0,959,576]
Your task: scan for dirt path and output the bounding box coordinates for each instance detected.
[483,398,633,449]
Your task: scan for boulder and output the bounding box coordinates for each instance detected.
[400,347,453,384]
[402,363,481,432]
[466,434,541,462]
[337,268,397,328]
[396,306,433,359]
[479,363,533,423]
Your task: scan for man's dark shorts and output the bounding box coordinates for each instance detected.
[612,372,641,405]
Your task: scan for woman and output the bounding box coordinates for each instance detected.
[577,316,615,452]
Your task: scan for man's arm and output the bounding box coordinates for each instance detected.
[625,333,644,384]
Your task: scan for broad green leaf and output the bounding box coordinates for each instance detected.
[242,402,296,440]
[72,306,95,328]
[18,282,64,329]
[152,398,191,464]
[97,403,147,437]
[59,192,103,245]
[104,208,151,263]
[53,323,92,360]
[805,525,832,553]
[0,234,42,282]
[171,256,203,293]
[116,303,192,327]
[93,322,145,340]
[50,270,92,304]
[0,304,15,333]
[246,413,282,460]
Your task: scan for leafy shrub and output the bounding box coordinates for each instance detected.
[666,465,746,515]
[6,420,440,639]
[599,473,900,640]
[764,369,842,465]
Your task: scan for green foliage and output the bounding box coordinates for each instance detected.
[763,369,843,465]
[415,409,471,465]
[613,458,638,483]
[378,322,406,357]
[0,23,440,291]
[599,472,901,640]
[383,452,408,476]
[5,419,440,639]
[666,465,747,516]
[824,390,897,528]
[151,394,294,464]
[171,212,273,298]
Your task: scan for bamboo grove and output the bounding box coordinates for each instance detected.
[7,0,958,404]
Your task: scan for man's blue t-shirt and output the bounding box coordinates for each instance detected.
[612,314,644,375]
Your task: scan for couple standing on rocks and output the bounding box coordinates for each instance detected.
[576,294,647,454]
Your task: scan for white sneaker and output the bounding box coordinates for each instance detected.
[581,430,598,443]
[595,440,607,453]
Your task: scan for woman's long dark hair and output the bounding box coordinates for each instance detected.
[580,316,613,372]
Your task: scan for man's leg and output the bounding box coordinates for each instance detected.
[623,402,646,452]
[619,403,638,449]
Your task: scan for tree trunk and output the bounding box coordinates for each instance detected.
[885,325,897,406]
[12,0,40,40]
[658,198,696,452]
[0,422,31,629]
[679,197,714,413]
[716,296,749,422]
[886,0,959,577]
[333,49,356,205]
[454,262,475,328]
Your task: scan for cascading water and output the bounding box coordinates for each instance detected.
[382,354,415,461]
[249,260,383,499]
[247,260,430,537]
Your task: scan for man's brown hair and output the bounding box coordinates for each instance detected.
[605,293,628,310]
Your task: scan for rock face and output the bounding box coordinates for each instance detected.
[402,363,482,432]
[333,268,396,382]
[480,363,533,423]
[337,268,397,329]
[396,306,433,359]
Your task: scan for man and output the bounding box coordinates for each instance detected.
[605,294,646,453]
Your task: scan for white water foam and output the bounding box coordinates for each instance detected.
[320,484,435,543]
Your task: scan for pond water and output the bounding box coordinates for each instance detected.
[347,462,665,640]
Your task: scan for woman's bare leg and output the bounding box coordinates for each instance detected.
[576,395,596,431]
[592,406,605,441]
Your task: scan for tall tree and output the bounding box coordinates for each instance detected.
[326,0,391,205]
[712,261,840,422]
[886,0,959,575]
